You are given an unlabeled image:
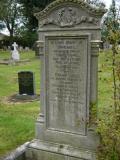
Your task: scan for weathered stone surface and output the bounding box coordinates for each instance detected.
[35,0,106,28]
[45,36,89,135]
[11,42,20,61]
[26,0,106,160]
[26,140,96,160]
[3,142,30,160]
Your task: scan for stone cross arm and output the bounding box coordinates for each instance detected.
[12,42,18,50]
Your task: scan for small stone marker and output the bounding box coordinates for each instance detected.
[11,42,20,61]
[19,46,23,51]
[25,47,30,51]
[35,40,44,57]
[18,71,35,96]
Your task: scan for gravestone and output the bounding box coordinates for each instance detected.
[19,46,24,51]
[11,42,20,61]
[35,40,44,57]
[18,71,35,96]
[26,0,106,160]
[33,41,40,57]
[25,47,30,51]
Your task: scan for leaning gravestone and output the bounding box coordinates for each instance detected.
[18,71,35,97]
[25,0,106,160]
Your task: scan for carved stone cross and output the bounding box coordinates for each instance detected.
[12,42,18,51]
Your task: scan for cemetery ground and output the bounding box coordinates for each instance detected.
[0,50,40,157]
[0,49,120,158]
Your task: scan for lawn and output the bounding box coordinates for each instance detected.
[98,50,114,112]
[0,49,119,157]
[0,50,40,156]
[98,49,120,115]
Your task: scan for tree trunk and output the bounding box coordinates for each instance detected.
[9,30,14,45]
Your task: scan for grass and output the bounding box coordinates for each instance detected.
[0,50,40,156]
[0,49,119,157]
[98,49,120,115]
[98,50,113,111]
[0,102,39,154]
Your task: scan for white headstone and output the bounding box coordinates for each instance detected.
[19,46,23,51]
[11,42,20,61]
[25,47,30,51]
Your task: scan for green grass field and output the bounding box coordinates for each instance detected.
[0,50,40,156]
[0,49,119,157]
[98,50,113,112]
[98,50,120,115]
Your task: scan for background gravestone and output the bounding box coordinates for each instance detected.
[18,71,35,96]
[11,42,20,61]
[26,0,106,160]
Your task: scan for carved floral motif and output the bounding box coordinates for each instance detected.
[34,0,107,20]
[40,7,99,27]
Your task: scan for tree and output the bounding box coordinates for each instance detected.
[15,0,54,47]
[0,0,23,42]
[86,0,105,8]
[102,0,120,42]
[18,0,54,32]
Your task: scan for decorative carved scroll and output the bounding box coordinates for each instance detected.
[39,7,99,27]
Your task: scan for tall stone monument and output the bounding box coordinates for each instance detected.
[26,0,106,160]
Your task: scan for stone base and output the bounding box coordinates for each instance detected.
[15,94,39,101]
[25,139,96,160]
[4,142,30,160]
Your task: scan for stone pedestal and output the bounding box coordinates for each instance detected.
[26,140,96,160]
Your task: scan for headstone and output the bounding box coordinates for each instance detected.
[11,42,20,61]
[35,40,44,57]
[109,44,112,49]
[26,1,106,160]
[103,41,110,50]
[18,71,35,96]
[19,46,23,51]
[25,47,30,51]
[33,41,40,57]
[8,46,11,50]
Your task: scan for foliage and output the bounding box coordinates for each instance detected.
[101,0,120,42]
[14,26,38,48]
[6,0,53,47]
[0,21,5,30]
[97,50,120,160]
[0,0,38,47]
[97,112,120,160]
[97,1,120,159]
[18,0,54,32]
[86,0,105,8]
[0,0,23,42]
[89,102,97,126]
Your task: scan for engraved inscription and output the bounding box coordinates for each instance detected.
[46,36,88,135]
